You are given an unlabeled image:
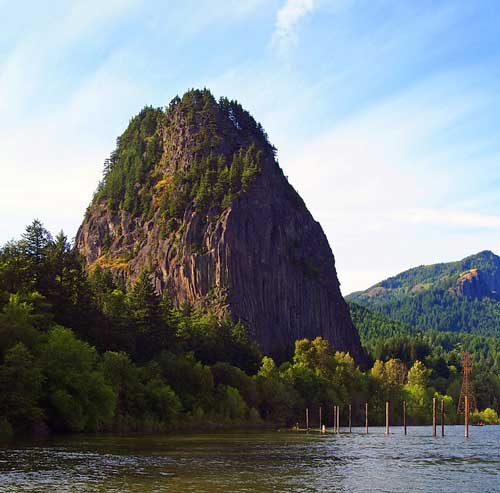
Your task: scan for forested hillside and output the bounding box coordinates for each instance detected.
[350,301,500,382]
[347,251,500,336]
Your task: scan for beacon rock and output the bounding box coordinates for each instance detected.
[76,89,363,361]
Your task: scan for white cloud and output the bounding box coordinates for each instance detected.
[272,0,315,53]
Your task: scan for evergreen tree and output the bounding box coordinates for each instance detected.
[129,270,170,361]
[19,219,53,291]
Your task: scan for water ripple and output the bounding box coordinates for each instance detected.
[1,426,499,492]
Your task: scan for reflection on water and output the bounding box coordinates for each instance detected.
[1,426,499,492]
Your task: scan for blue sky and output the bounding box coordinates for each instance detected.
[1,0,500,294]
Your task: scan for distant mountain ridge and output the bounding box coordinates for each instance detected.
[347,251,500,337]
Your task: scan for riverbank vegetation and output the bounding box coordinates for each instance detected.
[1,221,500,438]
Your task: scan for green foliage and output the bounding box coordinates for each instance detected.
[256,357,297,423]
[349,301,417,344]
[92,90,267,240]
[128,270,170,361]
[293,337,334,373]
[258,356,277,378]
[368,359,406,423]
[95,106,164,214]
[0,294,41,355]
[2,220,500,435]
[211,362,258,407]
[0,343,44,431]
[407,360,428,387]
[144,374,182,426]
[354,301,500,421]
[0,219,52,293]
[173,311,262,373]
[40,326,116,432]
[213,385,248,421]
[472,407,500,424]
[348,251,500,337]
[156,351,214,413]
[351,250,499,295]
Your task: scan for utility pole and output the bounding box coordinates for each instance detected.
[457,352,476,414]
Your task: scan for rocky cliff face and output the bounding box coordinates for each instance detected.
[452,265,500,299]
[76,89,363,361]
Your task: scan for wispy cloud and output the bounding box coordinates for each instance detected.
[401,209,500,229]
[0,1,271,243]
[271,0,315,54]
[281,71,500,294]
[0,58,148,241]
[1,0,500,295]
[0,0,139,120]
[0,1,146,241]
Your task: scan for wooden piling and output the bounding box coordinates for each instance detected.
[441,399,445,437]
[432,398,437,437]
[385,401,390,435]
[465,395,469,438]
[306,408,309,430]
[403,400,407,435]
[319,406,322,431]
[349,404,352,433]
[365,402,369,434]
[336,405,340,434]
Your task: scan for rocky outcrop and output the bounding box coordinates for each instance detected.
[76,89,363,361]
[452,268,500,299]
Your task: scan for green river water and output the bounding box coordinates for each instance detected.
[1,426,498,492]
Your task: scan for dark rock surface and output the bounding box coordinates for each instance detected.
[76,90,363,361]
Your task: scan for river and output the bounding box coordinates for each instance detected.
[1,426,498,492]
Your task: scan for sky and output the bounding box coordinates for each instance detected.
[1,0,500,295]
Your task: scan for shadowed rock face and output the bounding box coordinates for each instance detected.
[453,267,500,299]
[76,89,363,361]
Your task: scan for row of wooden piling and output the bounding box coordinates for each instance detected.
[302,396,471,437]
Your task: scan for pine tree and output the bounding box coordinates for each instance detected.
[230,153,243,194]
[128,270,166,361]
[20,220,53,292]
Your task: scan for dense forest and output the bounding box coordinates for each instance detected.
[348,251,500,337]
[1,221,499,438]
[350,302,500,414]
[90,90,269,232]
